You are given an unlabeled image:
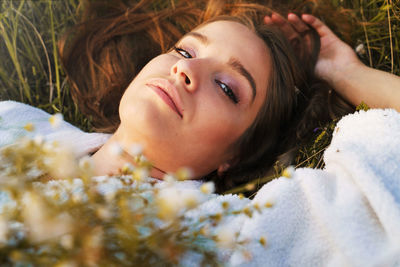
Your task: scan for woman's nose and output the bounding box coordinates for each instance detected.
[171,60,198,93]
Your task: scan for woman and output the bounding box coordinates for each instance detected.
[57,0,399,192]
[57,0,336,190]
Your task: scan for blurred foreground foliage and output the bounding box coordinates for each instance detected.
[0,119,272,266]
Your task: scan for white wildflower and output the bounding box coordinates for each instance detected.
[181,190,202,209]
[259,236,267,247]
[199,225,210,236]
[83,227,104,266]
[60,234,74,250]
[264,201,274,208]
[96,207,112,221]
[33,135,44,146]
[110,142,124,156]
[20,137,34,149]
[23,122,35,132]
[200,182,215,194]
[54,260,77,267]
[42,140,59,153]
[22,192,72,242]
[134,154,148,165]
[243,206,253,218]
[22,192,45,226]
[245,183,256,191]
[132,167,149,181]
[46,147,78,179]
[355,43,365,55]
[183,194,199,209]
[176,167,193,180]
[121,162,135,173]
[163,173,176,183]
[86,226,103,249]
[216,227,237,249]
[282,166,295,178]
[49,113,63,128]
[104,190,116,203]
[79,156,94,171]
[156,187,183,220]
[71,192,84,203]
[128,143,143,156]
[0,216,8,245]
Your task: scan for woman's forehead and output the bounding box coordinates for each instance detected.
[192,20,271,100]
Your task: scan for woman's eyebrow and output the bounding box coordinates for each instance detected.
[227,57,257,102]
[184,32,209,45]
[185,31,257,102]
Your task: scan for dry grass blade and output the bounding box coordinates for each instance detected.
[10,7,53,102]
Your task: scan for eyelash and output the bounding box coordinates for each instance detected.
[173,46,239,104]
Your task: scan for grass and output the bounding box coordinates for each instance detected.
[0,0,399,193]
[0,0,91,130]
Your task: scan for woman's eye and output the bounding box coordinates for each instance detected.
[174,46,192,59]
[215,80,238,104]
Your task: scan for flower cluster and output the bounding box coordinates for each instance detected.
[0,118,270,266]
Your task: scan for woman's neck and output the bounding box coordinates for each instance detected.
[91,133,165,178]
[91,134,125,176]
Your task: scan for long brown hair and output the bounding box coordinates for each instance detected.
[59,0,353,192]
[59,0,202,132]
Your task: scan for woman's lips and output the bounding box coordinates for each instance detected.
[146,79,183,118]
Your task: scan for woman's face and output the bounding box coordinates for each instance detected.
[118,20,271,178]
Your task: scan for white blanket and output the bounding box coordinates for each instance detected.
[1,101,400,266]
[228,108,400,266]
[0,100,110,157]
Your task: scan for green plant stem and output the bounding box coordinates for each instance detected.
[48,0,61,109]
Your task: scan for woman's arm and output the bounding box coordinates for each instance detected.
[302,15,400,112]
[326,59,400,112]
[265,13,400,112]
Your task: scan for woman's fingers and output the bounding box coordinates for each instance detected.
[270,12,286,25]
[287,13,309,33]
[301,14,333,38]
[264,15,273,25]
[267,12,299,40]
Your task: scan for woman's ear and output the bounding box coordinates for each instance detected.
[217,162,230,176]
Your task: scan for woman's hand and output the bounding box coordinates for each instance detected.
[265,12,400,112]
[264,13,361,84]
